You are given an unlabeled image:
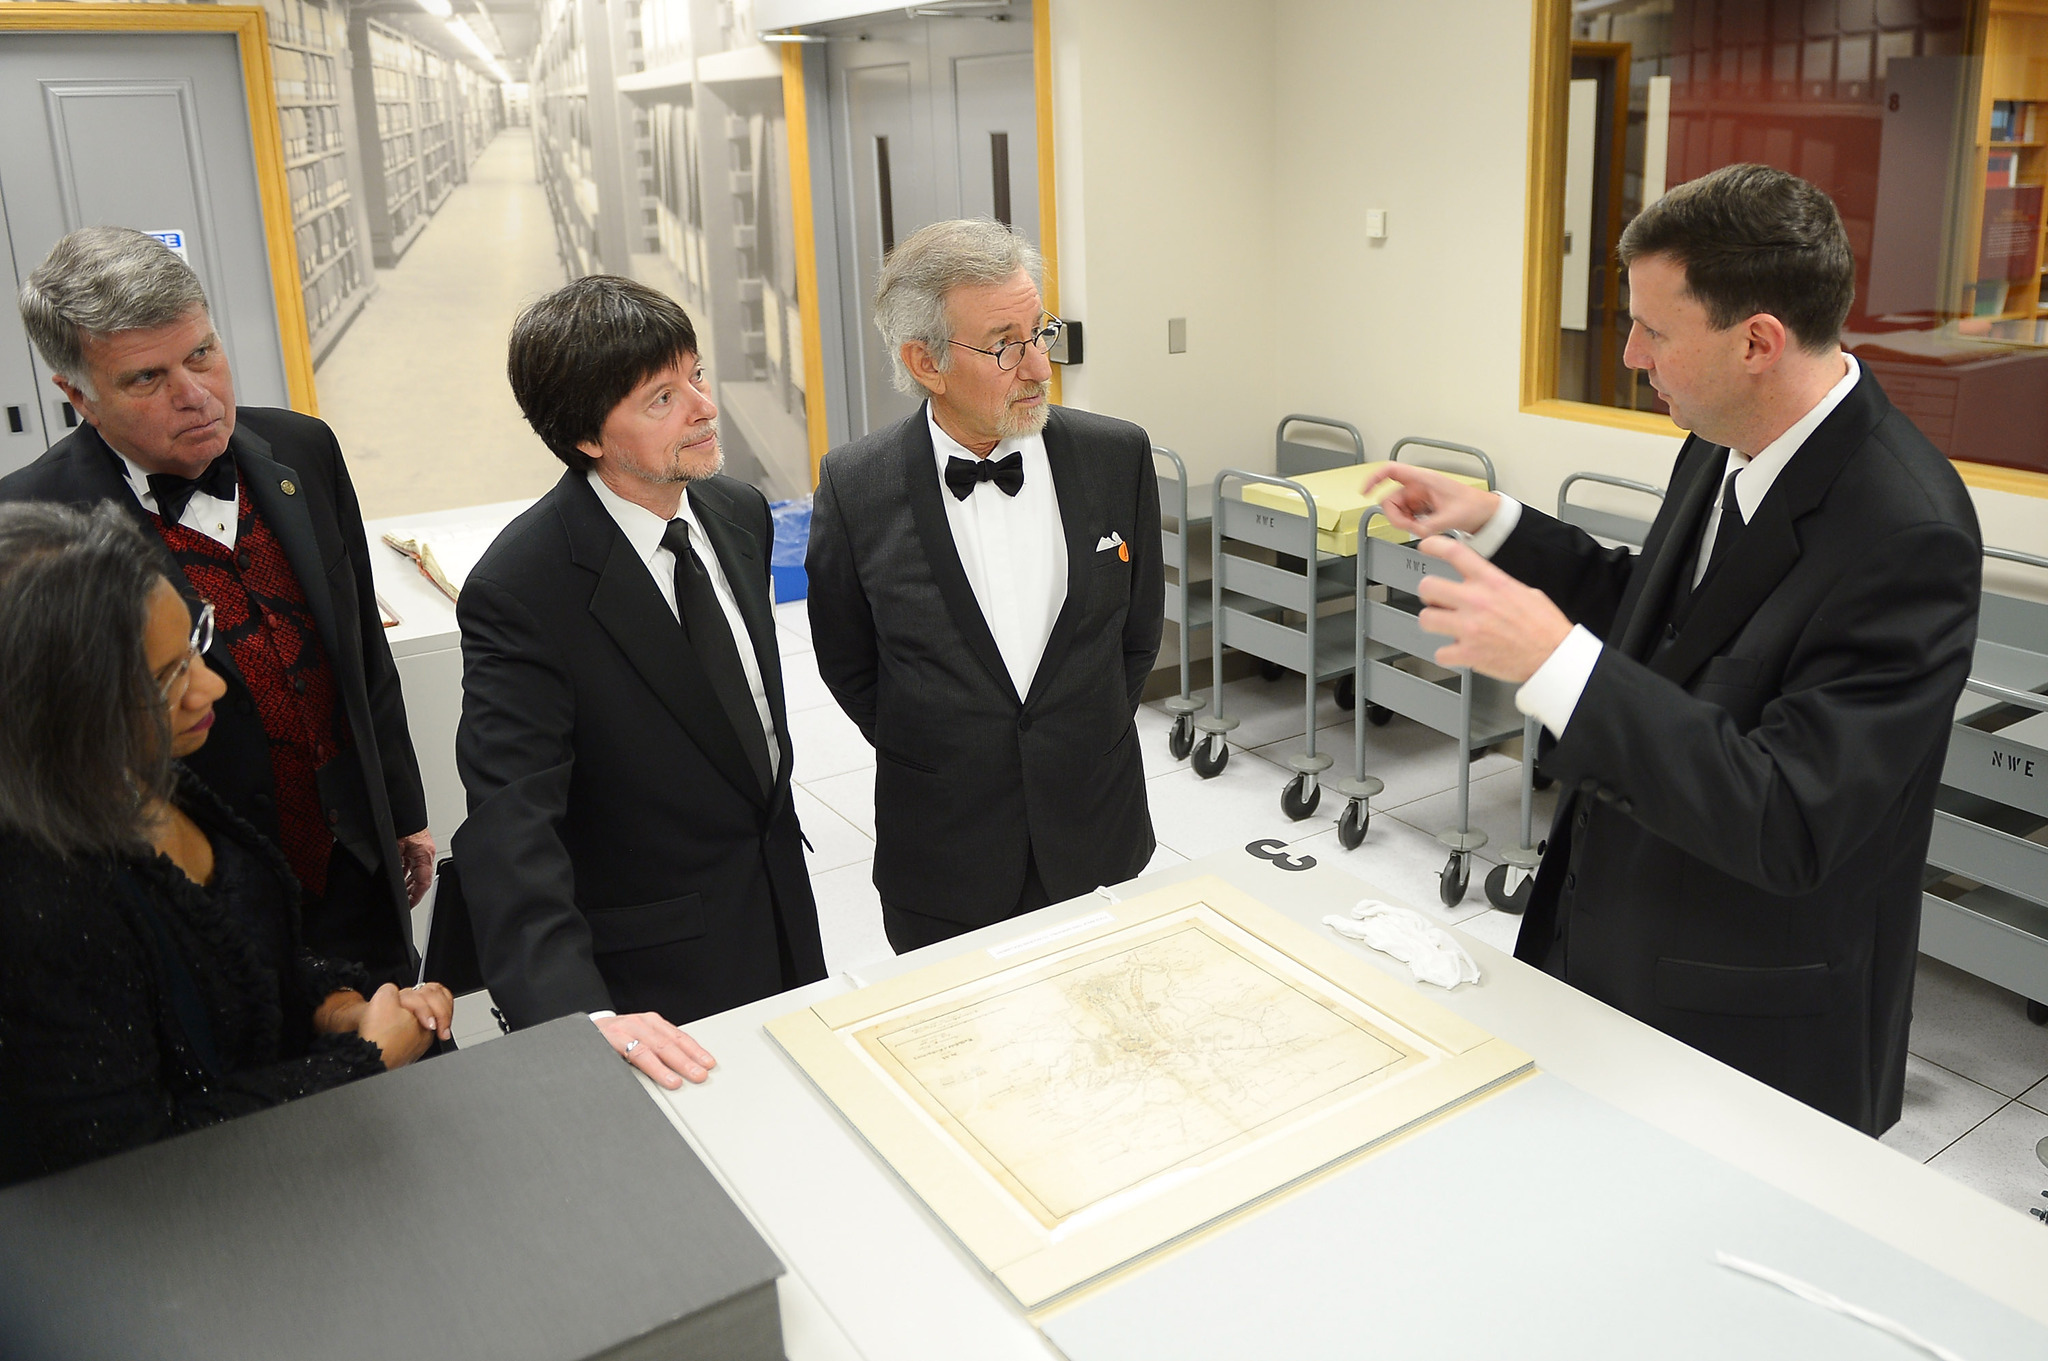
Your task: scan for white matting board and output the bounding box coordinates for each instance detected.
[1039,1072,2048,1360]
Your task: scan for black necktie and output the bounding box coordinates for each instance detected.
[945,451,1025,501]
[661,518,774,797]
[147,453,237,526]
[1700,465,1746,581]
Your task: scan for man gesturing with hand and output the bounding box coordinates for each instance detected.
[1364,165,1979,1138]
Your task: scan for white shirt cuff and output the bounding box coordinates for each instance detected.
[1515,623,1603,738]
[587,1010,617,1023]
[1463,494,1522,558]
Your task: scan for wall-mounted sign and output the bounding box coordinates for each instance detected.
[142,228,190,263]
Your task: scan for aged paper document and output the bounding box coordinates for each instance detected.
[768,876,1531,1313]
[859,918,1422,1224]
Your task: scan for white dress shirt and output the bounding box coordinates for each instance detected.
[1478,355,1861,739]
[113,446,239,549]
[928,403,1069,699]
[584,471,780,779]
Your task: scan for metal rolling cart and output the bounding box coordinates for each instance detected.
[1183,415,1367,784]
[1344,502,1523,905]
[1922,545,2048,1025]
[1153,445,1213,761]
[1483,472,1667,913]
[1190,469,1359,820]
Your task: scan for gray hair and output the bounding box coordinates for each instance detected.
[873,218,1043,395]
[19,227,210,399]
[0,501,174,858]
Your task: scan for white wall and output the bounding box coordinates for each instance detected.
[1049,0,2048,582]
[1048,0,1277,485]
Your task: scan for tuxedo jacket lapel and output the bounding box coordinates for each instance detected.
[1615,437,1721,661]
[1022,410,1094,710]
[235,429,348,680]
[902,407,1018,704]
[562,477,768,807]
[1650,370,1881,685]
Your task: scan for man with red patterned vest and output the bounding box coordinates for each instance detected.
[3,228,432,986]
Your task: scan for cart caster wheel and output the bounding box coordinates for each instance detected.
[1335,675,1356,711]
[1168,712,1195,761]
[1281,773,1321,821]
[1484,862,1531,915]
[1440,853,1470,907]
[1192,734,1230,779]
[2029,998,2048,1026]
[1259,659,1287,682]
[1338,799,1369,849]
[1366,704,1393,727]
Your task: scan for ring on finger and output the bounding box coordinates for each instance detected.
[624,1039,642,1056]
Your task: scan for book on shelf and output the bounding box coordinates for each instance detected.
[1988,150,2020,189]
[1992,100,2020,142]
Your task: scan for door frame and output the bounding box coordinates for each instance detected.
[781,0,1059,486]
[0,4,316,414]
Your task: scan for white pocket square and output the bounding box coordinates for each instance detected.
[1095,531,1125,552]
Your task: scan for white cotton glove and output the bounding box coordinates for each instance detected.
[1323,899,1480,990]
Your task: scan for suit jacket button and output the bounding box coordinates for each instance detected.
[1563,873,1577,891]
[1575,809,1588,830]
[326,809,340,826]
[1017,713,1033,733]
[1664,623,1678,641]
[1595,786,1618,803]
[1578,778,1599,795]
[1615,799,1633,814]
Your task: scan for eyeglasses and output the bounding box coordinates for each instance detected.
[157,600,214,699]
[948,315,1064,372]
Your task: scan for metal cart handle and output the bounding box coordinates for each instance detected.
[1389,436,1497,491]
[1986,545,2048,571]
[1963,677,2048,714]
[1557,471,1666,509]
[1276,414,1367,463]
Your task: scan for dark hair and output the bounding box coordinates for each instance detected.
[506,275,700,471]
[1618,163,1854,353]
[0,502,174,856]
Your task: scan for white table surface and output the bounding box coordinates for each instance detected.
[638,846,2048,1358]
[364,498,534,657]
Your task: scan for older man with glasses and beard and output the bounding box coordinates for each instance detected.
[807,218,1164,953]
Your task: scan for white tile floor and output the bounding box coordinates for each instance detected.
[451,600,2048,1225]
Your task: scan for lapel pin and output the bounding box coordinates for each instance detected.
[279,479,297,496]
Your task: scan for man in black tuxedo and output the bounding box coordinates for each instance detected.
[807,218,1163,953]
[1369,165,1980,1135]
[3,227,433,986]
[455,275,824,1089]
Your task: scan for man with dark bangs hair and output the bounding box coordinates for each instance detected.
[453,275,825,1090]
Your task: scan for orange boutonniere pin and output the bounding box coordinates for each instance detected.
[1119,542,1129,561]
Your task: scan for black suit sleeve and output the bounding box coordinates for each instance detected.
[1544,518,1979,895]
[806,458,880,744]
[452,573,612,1025]
[1124,436,1165,710]
[325,426,429,836]
[1490,501,1639,640]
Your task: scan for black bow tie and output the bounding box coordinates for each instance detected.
[147,454,237,526]
[945,451,1025,501]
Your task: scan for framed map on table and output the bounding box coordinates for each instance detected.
[766,875,1533,1314]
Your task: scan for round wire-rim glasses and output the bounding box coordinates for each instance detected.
[948,315,1064,372]
[157,600,215,699]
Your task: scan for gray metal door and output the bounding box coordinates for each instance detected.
[825,3,1037,440]
[0,30,292,454]
[0,169,50,477]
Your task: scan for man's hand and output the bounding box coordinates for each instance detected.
[596,1012,718,1090]
[1362,462,1502,538]
[395,982,454,1041]
[397,829,436,907]
[1413,536,1574,684]
[329,982,438,1069]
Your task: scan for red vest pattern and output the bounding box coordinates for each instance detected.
[157,487,351,898]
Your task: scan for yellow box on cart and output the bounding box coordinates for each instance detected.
[1235,462,1489,556]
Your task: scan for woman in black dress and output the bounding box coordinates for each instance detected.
[0,502,453,1187]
